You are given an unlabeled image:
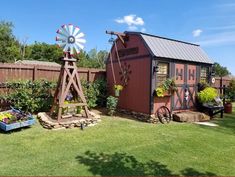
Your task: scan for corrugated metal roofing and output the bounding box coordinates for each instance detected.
[130,32,213,64]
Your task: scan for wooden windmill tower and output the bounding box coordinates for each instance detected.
[50,24,90,121]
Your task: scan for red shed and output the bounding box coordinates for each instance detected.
[106,31,213,122]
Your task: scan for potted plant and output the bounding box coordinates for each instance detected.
[0,107,35,131]
[155,78,177,97]
[114,84,123,97]
[224,99,232,113]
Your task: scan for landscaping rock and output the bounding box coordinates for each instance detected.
[37,111,101,130]
[173,111,210,122]
[118,109,159,123]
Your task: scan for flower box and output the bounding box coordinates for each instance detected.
[0,109,35,132]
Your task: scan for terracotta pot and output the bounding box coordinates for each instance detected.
[224,102,233,114]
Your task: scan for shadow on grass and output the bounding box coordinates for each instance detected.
[76,151,216,176]
[180,168,216,176]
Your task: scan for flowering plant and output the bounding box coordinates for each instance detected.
[114,84,123,91]
[114,84,123,97]
[155,78,177,97]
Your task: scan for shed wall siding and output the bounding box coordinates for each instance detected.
[106,34,151,114]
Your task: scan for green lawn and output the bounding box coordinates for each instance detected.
[0,106,235,176]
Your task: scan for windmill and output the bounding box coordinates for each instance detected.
[50,24,90,121]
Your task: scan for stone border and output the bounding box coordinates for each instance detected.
[37,111,101,130]
[118,109,159,124]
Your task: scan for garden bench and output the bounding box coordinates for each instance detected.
[203,105,224,118]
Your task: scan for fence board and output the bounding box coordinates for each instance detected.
[0,63,105,83]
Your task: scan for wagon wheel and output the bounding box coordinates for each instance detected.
[156,106,171,124]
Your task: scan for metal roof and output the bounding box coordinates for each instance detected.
[127,32,213,64]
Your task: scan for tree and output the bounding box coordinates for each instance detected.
[214,62,231,77]
[75,48,108,69]
[0,21,21,62]
[26,42,63,62]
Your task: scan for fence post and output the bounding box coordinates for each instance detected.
[220,76,223,95]
[33,66,38,81]
[88,69,92,82]
[223,85,226,106]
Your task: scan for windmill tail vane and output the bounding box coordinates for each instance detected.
[56,24,86,56]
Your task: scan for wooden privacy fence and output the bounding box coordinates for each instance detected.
[0,63,106,83]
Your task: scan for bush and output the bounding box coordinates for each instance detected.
[197,87,218,104]
[226,79,235,101]
[1,78,107,113]
[1,80,56,113]
[106,96,118,116]
[82,78,107,108]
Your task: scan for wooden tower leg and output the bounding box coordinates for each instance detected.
[50,65,64,114]
[51,57,90,122]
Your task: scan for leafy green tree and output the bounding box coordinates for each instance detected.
[214,62,230,77]
[26,42,63,62]
[0,21,21,62]
[75,48,108,69]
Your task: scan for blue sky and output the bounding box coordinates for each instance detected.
[0,0,235,75]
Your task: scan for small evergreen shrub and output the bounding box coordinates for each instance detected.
[106,96,118,116]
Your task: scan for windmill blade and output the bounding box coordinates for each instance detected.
[73,27,80,36]
[57,33,68,40]
[68,24,74,35]
[63,44,70,52]
[57,42,66,49]
[70,47,74,55]
[76,38,86,43]
[56,29,68,37]
[56,36,67,42]
[75,32,85,39]
[62,25,70,36]
[74,44,80,54]
[75,42,84,50]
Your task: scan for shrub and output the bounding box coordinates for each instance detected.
[1,78,107,113]
[2,80,56,113]
[106,96,118,116]
[82,78,107,108]
[197,87,218,104]
[226,79,235,101]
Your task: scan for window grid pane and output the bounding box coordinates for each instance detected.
[157,63,169,86]
[200,67,209,82]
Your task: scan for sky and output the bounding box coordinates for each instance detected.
[0,0,235,75]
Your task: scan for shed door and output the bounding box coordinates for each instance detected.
[173,64,197,110]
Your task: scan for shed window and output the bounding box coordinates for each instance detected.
[200,67,209,82]
[157,63,169,86]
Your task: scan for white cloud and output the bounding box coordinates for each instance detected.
[192,29,203,37]
[115,14,144,26]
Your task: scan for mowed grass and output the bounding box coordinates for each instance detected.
[0,106,235,176]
